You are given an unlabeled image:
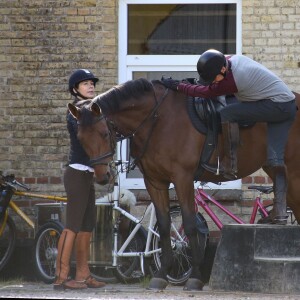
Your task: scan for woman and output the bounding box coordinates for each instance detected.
[54,69,105,290]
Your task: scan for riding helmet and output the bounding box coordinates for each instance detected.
[68,69,99,96]
[196,49,226,85]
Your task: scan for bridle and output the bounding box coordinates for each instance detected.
[77,114,116,167]
[107,85,169,170]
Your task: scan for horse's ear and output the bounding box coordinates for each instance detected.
[91,102,102,116]
[68,103,80,120]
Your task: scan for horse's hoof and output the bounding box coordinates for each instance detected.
[147,278,168,291]
[183,278,204,291]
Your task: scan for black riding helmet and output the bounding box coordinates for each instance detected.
[68,69,99,97]
[197,49,227,86]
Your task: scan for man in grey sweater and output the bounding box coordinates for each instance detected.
[162,49,297,225]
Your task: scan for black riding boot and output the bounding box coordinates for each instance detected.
[258,165,288,225]
[203,122,239,180]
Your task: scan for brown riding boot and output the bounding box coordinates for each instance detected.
[75,231,106,288]
[203,122,239,180]
[53,229,87,290]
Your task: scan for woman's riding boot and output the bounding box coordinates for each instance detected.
[203,122,239,180]
[53,229,87,290]
[75,231,106,288]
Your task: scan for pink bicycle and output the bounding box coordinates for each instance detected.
[193,182,297,230]
[150,182,297,285]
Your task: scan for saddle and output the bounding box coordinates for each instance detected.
[187,94,255,180]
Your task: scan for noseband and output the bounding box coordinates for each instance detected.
[89,151,114,167]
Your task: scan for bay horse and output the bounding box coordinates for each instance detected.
[68,78,300,291]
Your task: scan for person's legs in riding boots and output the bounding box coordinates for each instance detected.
[75,231,106,288]
[59,168,104,288]
[54,229,87,290]
[258,114,295,224]
[203,122,239,180]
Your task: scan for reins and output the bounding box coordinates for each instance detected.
[113,85,169,170]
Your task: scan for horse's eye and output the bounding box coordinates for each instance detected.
[101,131,109,139]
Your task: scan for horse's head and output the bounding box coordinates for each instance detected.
[68,101,115,185]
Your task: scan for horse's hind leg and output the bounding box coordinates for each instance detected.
[145,184,173,290]
[176,180,205,291]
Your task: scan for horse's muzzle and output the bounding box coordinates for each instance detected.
[94,164,115,185]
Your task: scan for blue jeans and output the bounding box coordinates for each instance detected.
[220,99,297,166]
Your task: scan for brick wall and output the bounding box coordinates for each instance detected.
[0,0,118,195]
[0,1,299,229]
[242,0,300,93]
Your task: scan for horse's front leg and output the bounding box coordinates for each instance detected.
[145,183,173,290]
[176,180,205,291]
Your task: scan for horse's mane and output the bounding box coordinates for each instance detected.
[94,78,155,114]
[75,79,163,126]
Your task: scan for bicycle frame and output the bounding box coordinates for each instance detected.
[7,192,67,231]
[111,198,161,275]
[14,191,67,202]
[194,185,269,230]
[0,189,67,237]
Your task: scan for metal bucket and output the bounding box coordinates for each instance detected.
[89,203,113,265]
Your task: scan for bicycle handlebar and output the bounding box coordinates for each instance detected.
[0,173,30,191]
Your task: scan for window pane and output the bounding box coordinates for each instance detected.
[133,71,198,81]
[128,4,236,55]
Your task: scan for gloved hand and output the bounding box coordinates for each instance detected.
[161,76,180,91]
[182,78,198,84]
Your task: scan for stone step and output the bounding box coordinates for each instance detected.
[209,224,300,294]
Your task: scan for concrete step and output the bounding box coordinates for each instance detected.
[209,224,300,294]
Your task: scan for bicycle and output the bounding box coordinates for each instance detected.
[2,170,294,286]
[193,182,297,230]
[0,170,208,286]
[0,172,67,275]
[34,181,209,285]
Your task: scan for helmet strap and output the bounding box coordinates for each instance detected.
[73,88,89,100]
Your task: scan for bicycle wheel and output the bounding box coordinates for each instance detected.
[113,221,147,283]
[0,215,16,273]
[150,206,209,285]
[34,221,64,283]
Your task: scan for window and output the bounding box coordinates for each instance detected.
[118,0,242,189]
[128,3,237,55]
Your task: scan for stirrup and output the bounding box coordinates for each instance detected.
[202,163,222,174]
[202,163,237,180]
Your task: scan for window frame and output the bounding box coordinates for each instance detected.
[118,0,242,190]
